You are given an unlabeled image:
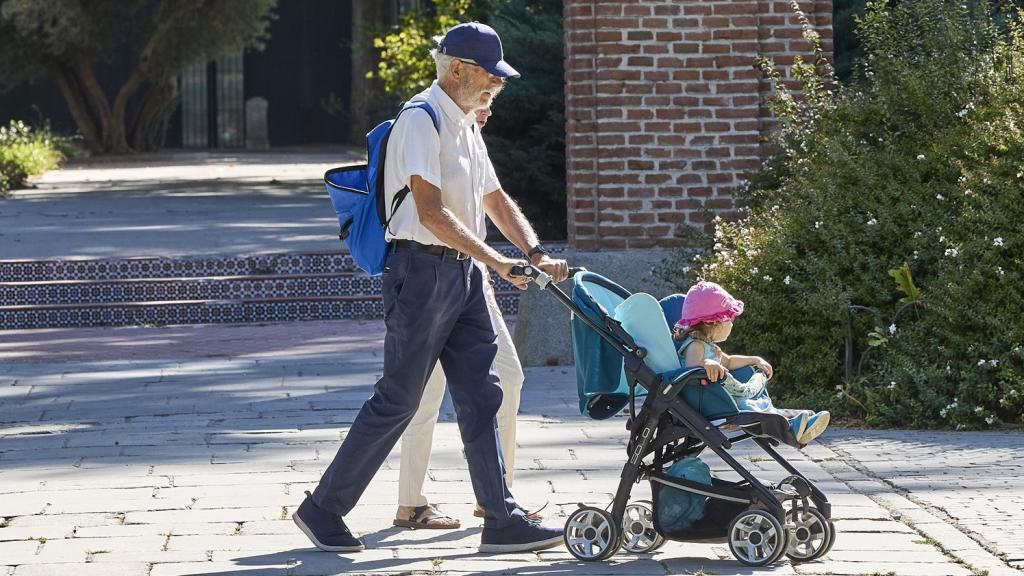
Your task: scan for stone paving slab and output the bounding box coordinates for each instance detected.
[1,320,1021,575]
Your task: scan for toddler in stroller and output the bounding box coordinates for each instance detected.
[673,280,830,447]
[508,265,836,566]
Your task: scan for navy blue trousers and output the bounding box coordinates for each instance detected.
[311,248,523,528]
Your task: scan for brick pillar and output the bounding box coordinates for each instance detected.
[564,0,833,250]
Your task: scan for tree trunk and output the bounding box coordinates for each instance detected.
[108,66,144,155]
[48,63,103,154]
[130,78,179,152]
[72,57,115,152]
[348,0,396,145]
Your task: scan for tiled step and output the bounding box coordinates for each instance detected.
[0,243,565,329]
[0,293,521,329]
[0,252,355,282]
[0,274,376,307]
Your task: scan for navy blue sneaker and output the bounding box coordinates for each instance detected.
[293,491,364,552]
[479,517,563,553]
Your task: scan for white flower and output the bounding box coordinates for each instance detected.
[888,381,896,389]
[682,266,691,274]
[763,275,772,282]
[814,221,822,229]
[714,243,723,251]
[888,323,897,335]
[783,275,791,285]
[917,154,926,161]
[964,188,974,197]
[975,406,984,414]
[978,359,987,366]
[989,359,1000,367]
[939,408,948,417]
[749,267,759,275]
[914,231,922,238]
[997,267,1005,276]
[985,415,996,425]
[994,237,1004,247]
[936,194,944,200]
[945,248,959,257]
[867,218,878,226]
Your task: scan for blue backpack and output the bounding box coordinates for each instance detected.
[324,100,440,275]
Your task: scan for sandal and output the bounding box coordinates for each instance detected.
[393,504,461,530]
[474,502,547,522]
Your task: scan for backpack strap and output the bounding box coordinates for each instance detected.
[384,100,441,230]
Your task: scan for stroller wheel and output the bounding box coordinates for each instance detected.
[728,509,790,567]
[621,500,666,553]
[823,520,837,556]
[785,506,831,562]
[564,506,621,561]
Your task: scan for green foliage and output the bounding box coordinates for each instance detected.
[483,0,566,240]
[665,0,1024,430]
[0,0,276,86]
[372,0,473,102]
[833,0,867,82]
[0,120,70,196]
[370,0,566,239]
[0,0,276,153]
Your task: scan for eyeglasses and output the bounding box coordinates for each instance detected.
[454,58,505,83]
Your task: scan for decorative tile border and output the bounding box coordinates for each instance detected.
[1,296,521,330]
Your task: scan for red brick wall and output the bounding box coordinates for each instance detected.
[564,0,833,250]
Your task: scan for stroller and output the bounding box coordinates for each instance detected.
[512,265,835,566]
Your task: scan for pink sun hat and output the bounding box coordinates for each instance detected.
[675,281,745,330]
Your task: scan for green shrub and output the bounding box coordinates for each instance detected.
[0,120,68,196]
[664,0,1024,429]
[370,0,566,239]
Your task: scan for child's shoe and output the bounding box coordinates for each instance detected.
[796,411,830,445]
[787,412,809,444]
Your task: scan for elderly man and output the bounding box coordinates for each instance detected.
[292,22,569,554]
[392,105,543,530]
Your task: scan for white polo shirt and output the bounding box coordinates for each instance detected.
[383,81,502,245]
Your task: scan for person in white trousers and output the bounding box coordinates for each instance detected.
[393,107,543,529]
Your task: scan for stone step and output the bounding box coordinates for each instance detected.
[0,293,521,329]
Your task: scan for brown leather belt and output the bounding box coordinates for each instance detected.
[390,239,469,261]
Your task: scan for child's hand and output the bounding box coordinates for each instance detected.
[702,359,728,383]
[754,357,774,379]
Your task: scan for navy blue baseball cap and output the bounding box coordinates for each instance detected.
[438,22,520,79]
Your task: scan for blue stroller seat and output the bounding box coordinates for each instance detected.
[572,272,799,445]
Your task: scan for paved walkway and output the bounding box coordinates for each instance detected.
[0,150,361,260]
[2,321,1021,576]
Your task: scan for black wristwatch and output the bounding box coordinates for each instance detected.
[527,244,550,261]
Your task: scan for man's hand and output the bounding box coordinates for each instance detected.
[494,257,531,291]
[531,254,569,283]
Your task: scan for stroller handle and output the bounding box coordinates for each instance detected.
[509,264,587,281]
